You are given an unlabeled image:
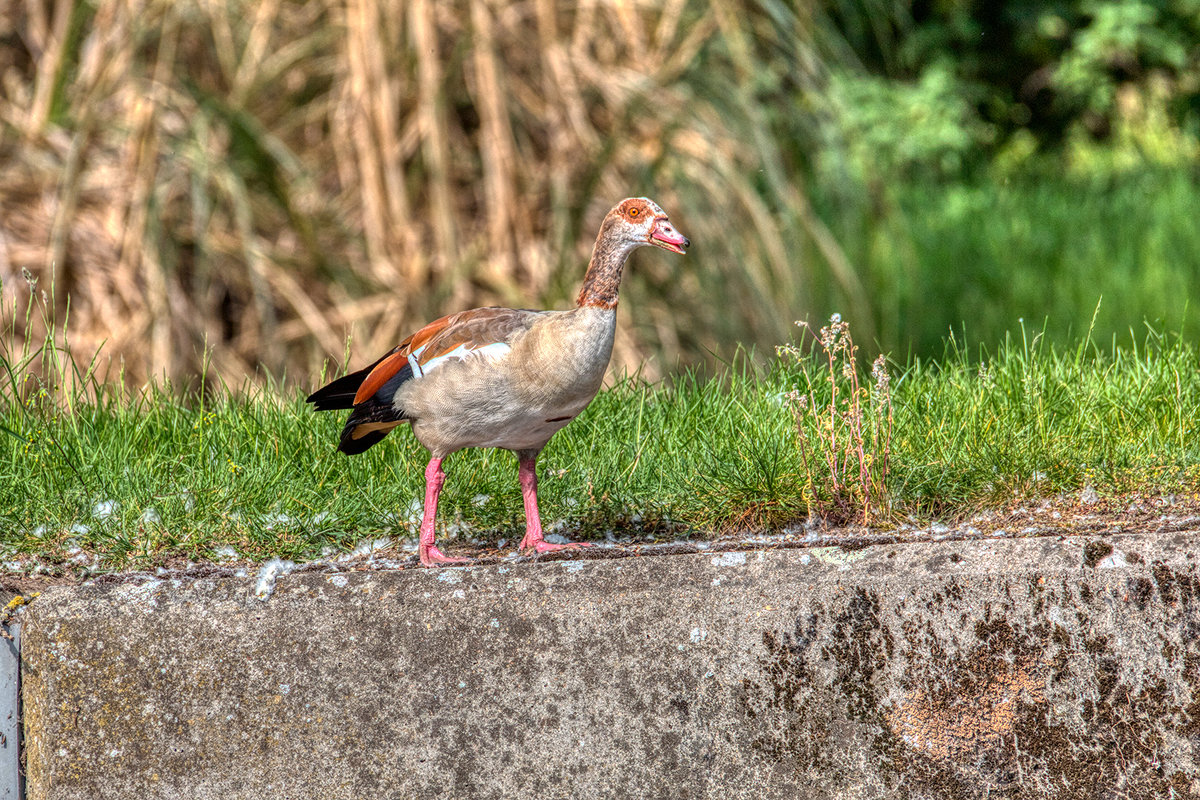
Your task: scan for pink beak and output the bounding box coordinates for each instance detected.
[650,218,689,254]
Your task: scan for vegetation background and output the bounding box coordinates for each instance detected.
[2,0,1200,390]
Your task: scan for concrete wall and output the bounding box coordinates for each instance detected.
[19,531,1200,799]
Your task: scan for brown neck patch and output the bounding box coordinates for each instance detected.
[576,216,628,309]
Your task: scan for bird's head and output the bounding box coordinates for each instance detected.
[606,197,689,255]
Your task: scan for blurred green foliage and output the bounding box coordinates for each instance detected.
[819,0,1200,170]
[816,167,1200,355]
[803,0,1200,354]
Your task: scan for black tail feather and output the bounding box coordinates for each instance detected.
[338,426,390,455]
[307,361,379,410]
[309,355,410,455]
[336,400,406,454]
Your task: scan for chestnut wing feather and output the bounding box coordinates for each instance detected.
[352,307,542,406]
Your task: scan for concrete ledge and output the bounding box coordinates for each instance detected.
[18,530,1200,799]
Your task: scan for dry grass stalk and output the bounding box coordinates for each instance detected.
[1,0,857,396]
[782,315,893,523]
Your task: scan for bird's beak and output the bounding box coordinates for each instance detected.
[649,218,689,254]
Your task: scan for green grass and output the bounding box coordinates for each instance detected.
[813,167,1200,358]
[3,313,1200,571]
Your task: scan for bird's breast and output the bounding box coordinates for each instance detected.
[512,306,616,405]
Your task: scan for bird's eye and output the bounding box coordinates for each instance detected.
[628,208,640,218]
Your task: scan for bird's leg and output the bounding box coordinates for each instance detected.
[516,452,592,554]
[418,456,469,566]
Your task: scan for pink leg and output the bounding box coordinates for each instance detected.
[418,456,468,566]
[516,452,592,555]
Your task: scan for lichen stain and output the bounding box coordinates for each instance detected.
[741,570,1200,799]
[886,654,1045,762]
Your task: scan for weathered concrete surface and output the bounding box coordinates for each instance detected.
[19,530,1200,799]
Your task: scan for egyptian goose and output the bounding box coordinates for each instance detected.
[308,198,689,565]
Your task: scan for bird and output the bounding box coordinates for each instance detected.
[307,197,689,566]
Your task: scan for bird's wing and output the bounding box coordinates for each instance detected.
[352,307,544,405]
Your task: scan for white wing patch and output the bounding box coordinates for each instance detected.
[407,347,427,379]
[415,341,511,378]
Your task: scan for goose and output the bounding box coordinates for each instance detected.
[308,197,689,565]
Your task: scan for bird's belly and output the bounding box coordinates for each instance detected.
[398,358,596,456]
[412,400,583,455]
[471,409,579,451]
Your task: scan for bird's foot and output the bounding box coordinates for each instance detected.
[419,544,471,567]
[519,536,594,555]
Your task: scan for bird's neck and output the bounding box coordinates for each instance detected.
[577,227,634,309]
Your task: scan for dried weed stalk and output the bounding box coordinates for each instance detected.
[779,315,893,523]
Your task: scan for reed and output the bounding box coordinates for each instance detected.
[0,0,845,394]
[3,2,1197,400]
